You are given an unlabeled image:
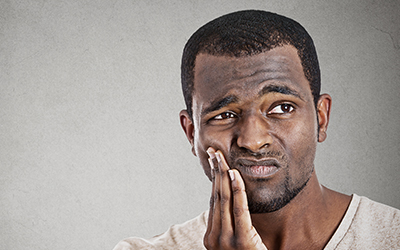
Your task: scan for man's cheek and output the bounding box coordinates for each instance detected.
[200,130,231,155]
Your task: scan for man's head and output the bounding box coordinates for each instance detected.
[180,10,331,213]
[181,10,321,119]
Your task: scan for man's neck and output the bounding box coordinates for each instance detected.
[250,171,351,250]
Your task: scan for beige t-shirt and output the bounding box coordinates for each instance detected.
[113,194,400,249]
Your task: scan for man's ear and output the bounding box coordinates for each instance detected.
[317,94,332,143]
[179,110,196,156]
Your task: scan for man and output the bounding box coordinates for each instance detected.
[114,10,399,250]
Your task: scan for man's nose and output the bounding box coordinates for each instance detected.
[236,114,273,153]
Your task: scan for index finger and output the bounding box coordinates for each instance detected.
[229,169,267,249]
[205,148,218,239]
[228,169,254,236]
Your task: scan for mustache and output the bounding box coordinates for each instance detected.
[230,149,284,160]
[229,149,286,167]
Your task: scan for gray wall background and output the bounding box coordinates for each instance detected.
[1,0,399,249]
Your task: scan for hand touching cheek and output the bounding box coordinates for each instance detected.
[204,147,268,250]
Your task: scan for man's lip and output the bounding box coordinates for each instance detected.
[234,158,280,178]
[235,158,280,167]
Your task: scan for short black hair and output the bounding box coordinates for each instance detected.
[181,10,321,118]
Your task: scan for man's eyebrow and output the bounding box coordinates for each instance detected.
[258,85,303,100]
[203,95,238,114]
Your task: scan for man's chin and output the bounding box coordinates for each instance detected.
[247,179,309,214]
[248,196,293,213]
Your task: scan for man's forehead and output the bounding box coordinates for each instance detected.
[194,48,296,81]
[192,45,307,98]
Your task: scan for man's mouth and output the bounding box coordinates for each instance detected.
[234,158,280,178]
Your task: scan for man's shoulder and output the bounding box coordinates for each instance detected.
[113,211,208,250]
[357,196,400,219]
[355,195,400,232]
[326,194,400,250]
[355,195,400,228]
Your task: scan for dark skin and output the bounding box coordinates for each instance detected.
[180,45,351,250]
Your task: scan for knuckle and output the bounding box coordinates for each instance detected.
[203,240,214,249]
[213,191,220,202]
[234,238,248,249]
[220,194,230,205]
[211,173,215,181]
[203,234,217,249]
[218,236,233,249]
[233,205,249,217]
[203,237,210,248]
[231,185,245,195]
[204,234,237,249]
[234,235,255,249]
[232,206,244,217]
[209,196,214,208]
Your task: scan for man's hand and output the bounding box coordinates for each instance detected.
[204,147,268,250]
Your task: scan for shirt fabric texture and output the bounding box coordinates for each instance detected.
[113,194,400,249]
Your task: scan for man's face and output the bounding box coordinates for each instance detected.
[186,45,321,213]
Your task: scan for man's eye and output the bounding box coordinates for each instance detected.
[268,104,294,114]
[213,112,236,120]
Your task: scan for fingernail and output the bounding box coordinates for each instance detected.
[215,152,221,162]
[206,148,215,159]
[208,158,214,170]
[228,170,235,181]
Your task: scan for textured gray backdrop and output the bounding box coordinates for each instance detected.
[1,1,399,249]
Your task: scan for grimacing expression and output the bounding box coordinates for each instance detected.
[181,45,330,213]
